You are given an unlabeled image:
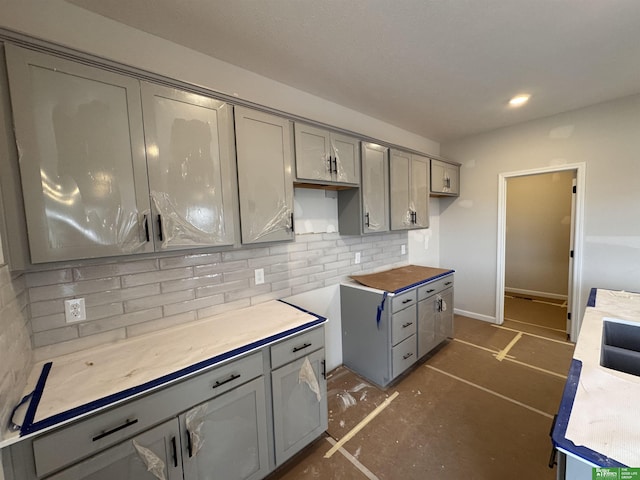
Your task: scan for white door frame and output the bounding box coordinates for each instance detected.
[496,162,586,341]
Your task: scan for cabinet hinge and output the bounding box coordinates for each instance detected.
[567,312,572,320]
[570,250,574,258]
[572,185,577,194]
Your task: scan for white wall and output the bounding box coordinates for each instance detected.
[408,198,441,266]
[505,171,573,298]
[441,94,640,325]
[0,0,439,156]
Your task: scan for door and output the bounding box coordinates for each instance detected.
[418,296,437,358]
[294,123,332,182]
[181,376,270,480]
[361,143,389,233]
[141,82,237,250]
[47,420,182,480]
[235,107,295,243]
[5,45,153,263]
[271,349,327,466]
[390,149,411,230]
[411,155,430,228]
[331,133,359,184]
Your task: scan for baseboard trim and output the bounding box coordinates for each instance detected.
[505,288,567,301]
[454,308,496,324]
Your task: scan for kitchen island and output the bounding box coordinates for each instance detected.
[341,265,454,388]
[552,289,640,478]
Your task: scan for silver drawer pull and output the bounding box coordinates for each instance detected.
[402,352,414,360]
[401,299,413,304]
[213,373,241,389]
[92,418,138,442]
[292,342,312,353]
[402,322,413,328]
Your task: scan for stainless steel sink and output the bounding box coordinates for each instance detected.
[601,319,640,377]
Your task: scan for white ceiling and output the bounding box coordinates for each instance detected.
[67,0,640,142]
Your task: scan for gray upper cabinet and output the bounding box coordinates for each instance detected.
[234,107,294,244]
[430,158,460,196]
[5,45,154,263]
[338,142,388,235]
[294,123,359,185]
[140,82,237,250]
[390,149,429,230]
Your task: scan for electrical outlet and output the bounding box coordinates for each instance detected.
[254,268,265,285]
[354,252,361,264]
[401,244,407,255]
[65,298,86,323]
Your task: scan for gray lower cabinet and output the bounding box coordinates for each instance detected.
[4,327,327,480]
[271,348,327,466]
[234,107,295,244]
[417,277,454,358]
[180,377,269,480]
[44,419,182,480]
[430,158,460,196]
[341,275,453,387]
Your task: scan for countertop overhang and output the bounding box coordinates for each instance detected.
[1,299,325,448]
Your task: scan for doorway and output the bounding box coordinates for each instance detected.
[496,163,585,342]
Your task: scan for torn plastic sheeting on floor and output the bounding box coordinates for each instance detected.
[133,439,167,480]
[298,356,321,402]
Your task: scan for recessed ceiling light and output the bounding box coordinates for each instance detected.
[509,94,531,107]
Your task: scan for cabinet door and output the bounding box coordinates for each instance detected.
[235,107,294,243]
[272,348,328,466]
[181,376,270,480]
[5,45,153,263]
[331,133,360,184]
[389,149,412,230]
[294,123,332,182]
[411,155,430,228]
[418,298,438,358]
[436,288,454,343]
[141,82,237,249]
[361,143,389,233]
[46,419,182,480]
[431,159,460,196]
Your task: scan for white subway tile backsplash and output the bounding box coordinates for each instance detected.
[19,231,409,359]
[73,259,158,281]
[122,266,193,288]
[29,277,121,302]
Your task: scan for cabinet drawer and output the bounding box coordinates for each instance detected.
[391,290,416,313]
[418,275,454,301]
[271,327,324,370]
[391,305,417,346]
[392,335,417,379]
[32,352,263,477]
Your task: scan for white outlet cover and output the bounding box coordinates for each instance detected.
[401,244,407,255]
[254,268,265,285]
[355,252,361,264]
[65,298,86,323]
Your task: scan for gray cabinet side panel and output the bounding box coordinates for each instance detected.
[340,285,391,387]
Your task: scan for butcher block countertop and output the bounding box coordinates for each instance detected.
[1,300,324,448]
[350,265,454,293]
[553,289,640,468]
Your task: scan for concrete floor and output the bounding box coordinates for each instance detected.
[267,312,575,480]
